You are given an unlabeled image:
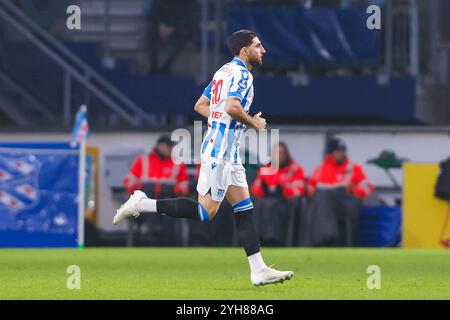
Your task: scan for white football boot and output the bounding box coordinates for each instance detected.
[113,190,148,225]
[251,266,294,286]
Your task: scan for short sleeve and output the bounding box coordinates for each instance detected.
[202,81,212,100]
[228,68,252,101]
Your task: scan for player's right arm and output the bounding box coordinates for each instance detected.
[194,95,210,118]
[224,97,266,130]
[194,80,213,118]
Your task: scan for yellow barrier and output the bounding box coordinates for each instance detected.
[403,163,450,248]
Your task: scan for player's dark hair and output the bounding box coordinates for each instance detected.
[228,30,258,56]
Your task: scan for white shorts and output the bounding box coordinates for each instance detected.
[196,160,248,202]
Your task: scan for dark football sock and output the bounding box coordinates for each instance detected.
[233,205,260,256]
[156,197,209,222]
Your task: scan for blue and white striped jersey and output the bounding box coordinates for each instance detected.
[201,58,254,164]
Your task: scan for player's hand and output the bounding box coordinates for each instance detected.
[253,112,266,131]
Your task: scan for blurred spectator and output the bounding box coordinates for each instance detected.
[251,142,306,199]
[251,142,304,246]
[300,138,374,247]
[123,135,189,245]
[144,0,197,74]
[307,138,374,199]
[124,135,189,197]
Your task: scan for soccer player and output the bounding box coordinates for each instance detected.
[113,30,294,286]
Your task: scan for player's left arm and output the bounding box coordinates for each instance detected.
[194,95,210,118]
[225,98,266,130]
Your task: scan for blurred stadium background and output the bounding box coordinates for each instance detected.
[0,0,449,252]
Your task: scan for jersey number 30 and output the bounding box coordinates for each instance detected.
[211,79,223,105]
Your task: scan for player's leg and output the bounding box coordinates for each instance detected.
[226,185,267,272]
[197,192,222,219]
[113,162,224,225]
[112,190,212,225]
[142,192,222,221]
[227,167,293,286]
[226,184,263,263]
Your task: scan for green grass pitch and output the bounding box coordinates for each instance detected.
[0,248,449,300]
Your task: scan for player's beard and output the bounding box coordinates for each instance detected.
[248,54,263,68]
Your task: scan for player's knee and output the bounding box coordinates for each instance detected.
[198,196,221,221]
[198,202,219,222]
[206,207,219,219]
[202,204,219,220]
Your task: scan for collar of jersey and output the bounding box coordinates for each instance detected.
[232,57,248,70]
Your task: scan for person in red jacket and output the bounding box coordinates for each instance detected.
[251,142,305,246]
[307,140,374,199]
[124,135,189,198]
[251,142,305,199]
[300,138,374,247]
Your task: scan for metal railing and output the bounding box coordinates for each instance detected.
[0,69,57,123]
[0,0,156,128]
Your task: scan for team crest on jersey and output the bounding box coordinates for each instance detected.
[0,155,41,214]
[217,189,225,198]
[238,79,247,90]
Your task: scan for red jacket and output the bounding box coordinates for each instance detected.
[124,151,189,196]
[307,155,374,199]
[251,160,306,199]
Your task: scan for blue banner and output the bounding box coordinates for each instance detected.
[0,143,79,247]
[226,6,380,64]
